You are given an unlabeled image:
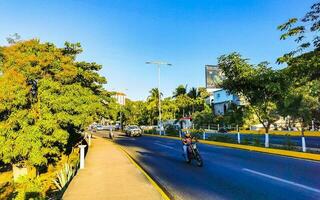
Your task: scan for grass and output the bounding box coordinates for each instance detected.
[208,134,236,143]
[229,130,320,137]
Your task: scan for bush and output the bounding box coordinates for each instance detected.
[229,130,320,137]
[53,163,77,193]
[242,137,250,145]
[165,125,179,136]
[283,135,297,150]
[253,135,262,146]
[181,129,204,139]
[144,129,156,134]
[0,182,14,199]
[208,134,236,143]
[14,176,45,200]
[0,171,14,199]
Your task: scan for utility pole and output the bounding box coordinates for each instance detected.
[146,61,172,135]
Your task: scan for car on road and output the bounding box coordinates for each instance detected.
[125,125,142,137]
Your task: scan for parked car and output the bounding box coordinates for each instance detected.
[105,125,115,131]
[115,124,121,130]
[218,128,228,133]
[125,125,142,137]
[96,125,106,131]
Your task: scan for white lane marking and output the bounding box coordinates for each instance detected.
[122,138,136,141]
[243,168,320,194]
[155,143,178,151]
[154,140,176,144]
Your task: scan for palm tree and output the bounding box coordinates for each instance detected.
[148,88,162,101]
[147,88,163,125]
[173,85,187,98]
[187,87,199,99]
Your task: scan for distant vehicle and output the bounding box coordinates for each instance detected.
[115,124,121,130]
[95,125,106,131]
[125,125,142,137]
[105,125,115,131]
[218,128,228,134]
[140,125,157,131]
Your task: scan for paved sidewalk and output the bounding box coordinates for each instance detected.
[63,135,163,200]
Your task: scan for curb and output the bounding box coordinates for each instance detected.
[115,145,172,200]
[95,135,172,200]
[143,134,320,161]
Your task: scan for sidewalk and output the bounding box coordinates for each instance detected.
[63,136,163,200]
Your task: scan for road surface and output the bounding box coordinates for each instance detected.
[107,132,320,200]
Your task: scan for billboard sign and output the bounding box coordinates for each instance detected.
[205,65,223,89]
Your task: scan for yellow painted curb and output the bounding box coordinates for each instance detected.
[94,135,171,200]
[143,134,320,161]
[115,144,171,200]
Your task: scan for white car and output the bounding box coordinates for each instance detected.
[125,125,142,137]
[95,125,107,131]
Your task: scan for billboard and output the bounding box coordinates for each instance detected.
[205,65,223,89]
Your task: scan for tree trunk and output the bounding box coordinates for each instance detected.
[265,123,270,134]
[301,119,305,137]
[263,121,270,134]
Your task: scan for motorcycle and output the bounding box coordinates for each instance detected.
[184,139,203,167]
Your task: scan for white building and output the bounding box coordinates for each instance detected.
[112,92,126,105]
[212,89,240,115]
[205,64,243,115]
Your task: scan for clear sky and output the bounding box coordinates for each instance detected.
[0,0,316,100]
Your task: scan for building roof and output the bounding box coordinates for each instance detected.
[113,92,126,96]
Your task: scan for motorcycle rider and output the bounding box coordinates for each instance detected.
[182,132,194,162]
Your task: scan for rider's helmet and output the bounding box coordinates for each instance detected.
[185,133,191,138]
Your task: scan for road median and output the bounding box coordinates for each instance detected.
[143,134,320,161]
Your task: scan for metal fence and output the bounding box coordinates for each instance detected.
[196,120,320,132]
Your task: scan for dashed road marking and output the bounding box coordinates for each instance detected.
[155,143,179,151]
[243,168,320,194]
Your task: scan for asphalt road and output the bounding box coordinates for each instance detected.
[98,131,320,200]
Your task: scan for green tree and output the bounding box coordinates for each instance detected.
[198,87,210,99]
[277,2,320,63]
[173,85,187,97]
[122,100,149,125]
[192,105,214,129]
[0,39,108,169]
[277,2,320,132]
[218,53,287,133]
[146,88,162,125]
[175,94,193,118]
[162,97,179,120]
[187,87,199,99]
[223,103,245,127]
[277,2,320,84]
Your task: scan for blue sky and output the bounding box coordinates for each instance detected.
[0,0,316,100]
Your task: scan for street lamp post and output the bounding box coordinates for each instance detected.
[113,88,128,131]
[146,61,172,135]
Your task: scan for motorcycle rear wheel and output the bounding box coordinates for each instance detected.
[195,151,203,167]
[187,153,191,163]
